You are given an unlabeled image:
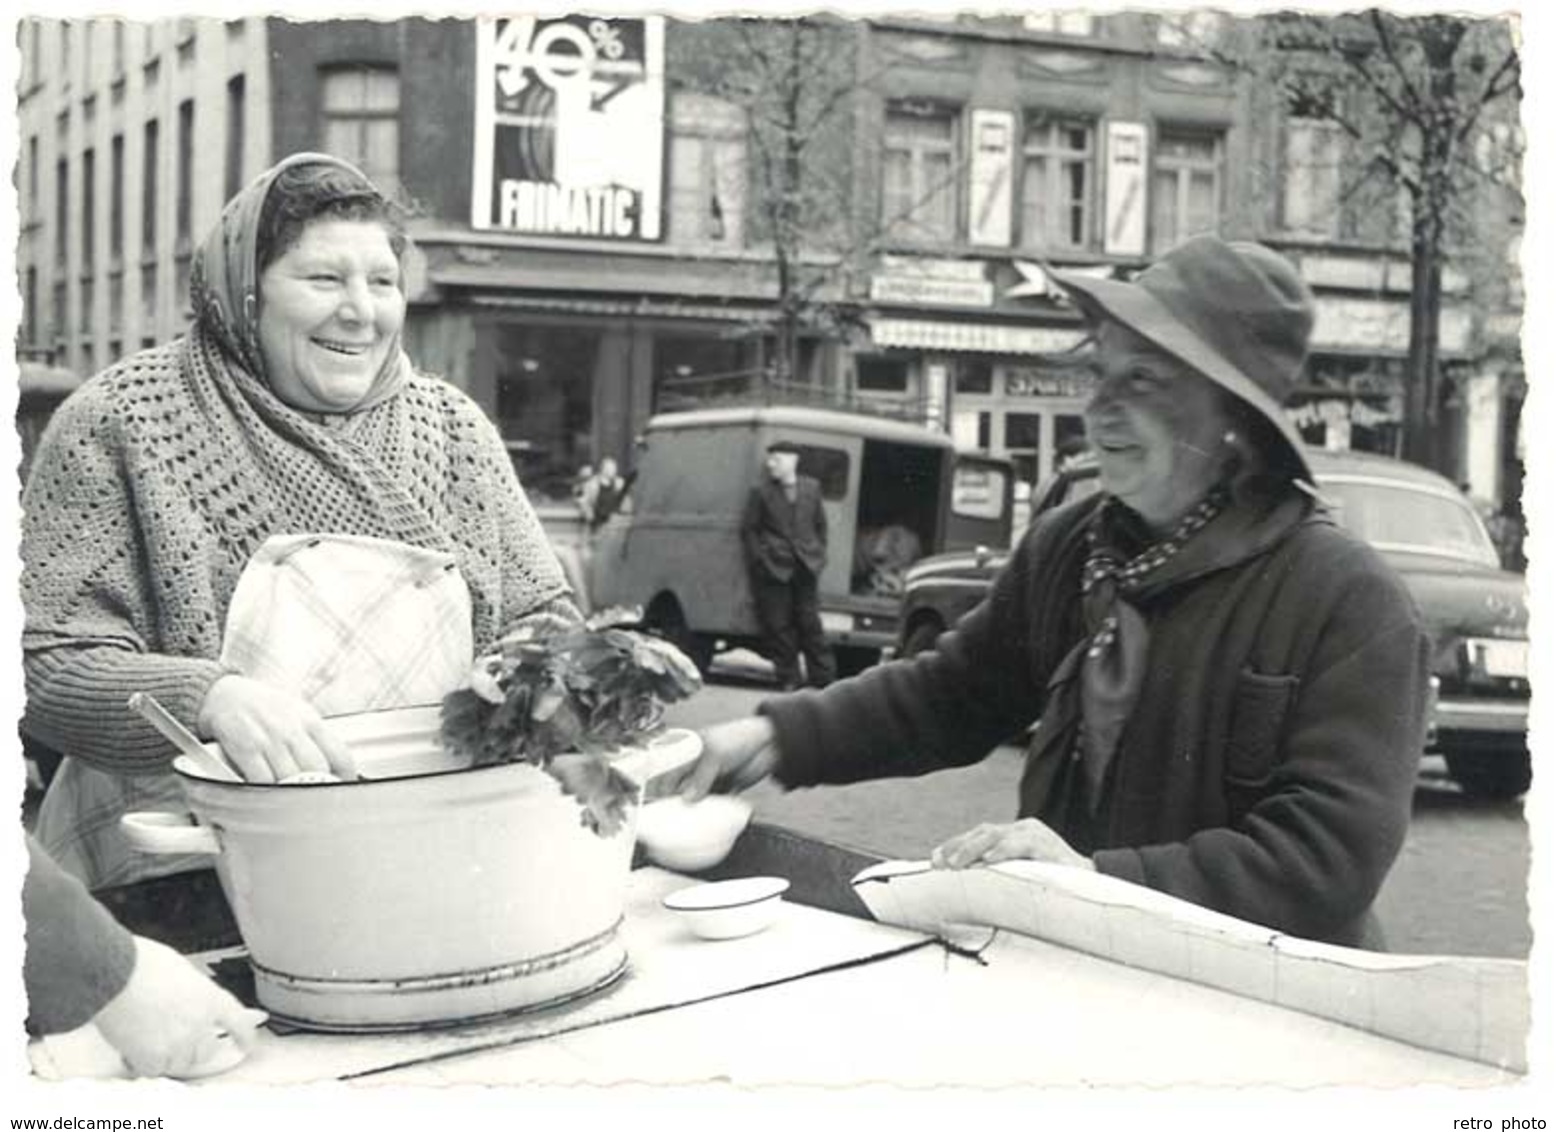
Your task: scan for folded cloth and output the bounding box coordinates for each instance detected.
[219,532,474,716]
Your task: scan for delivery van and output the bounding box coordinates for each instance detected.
[587,405,1013,676]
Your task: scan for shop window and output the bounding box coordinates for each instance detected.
[654,334,752,410]
[1004,412,1040,450]
[494,325,599,501]
[1020,115,1095,251]
[1152,129,1222,253]
[668,91,746,247]
[1003,411,1041,488]
[955,359,993,394]
[881,101,960,244]
[856,357,909,392]
[321,65,400,195]
[1053,413,1087,467]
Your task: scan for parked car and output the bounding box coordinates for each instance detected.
[586,405,1014,677]
[896,449,1530,799]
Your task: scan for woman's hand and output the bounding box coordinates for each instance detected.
[91,936,268,1079]
[931,818,1095,872]
[196,675,355,783]
[674,716,781,801]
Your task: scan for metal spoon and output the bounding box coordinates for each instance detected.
[128,693,243,783]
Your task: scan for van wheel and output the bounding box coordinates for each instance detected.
[1445,750,1531,800]
[902,618,945,658]
[644,600,714,676]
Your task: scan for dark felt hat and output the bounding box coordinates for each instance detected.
[1050,235,1317,483]
[766,440,803,454]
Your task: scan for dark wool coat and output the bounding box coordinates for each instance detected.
[762,493,1429,947]
[742,475,829,580]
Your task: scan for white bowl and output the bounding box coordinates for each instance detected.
[635,795,753,871]
[662,876,790,941]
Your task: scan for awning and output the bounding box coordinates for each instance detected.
[470,293,776,324]
[870,318,1086,355]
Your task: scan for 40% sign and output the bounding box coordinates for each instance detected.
[493,17,633,111]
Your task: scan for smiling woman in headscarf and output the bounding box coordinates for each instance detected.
[23,153,577,889]
[677,236,1430,949]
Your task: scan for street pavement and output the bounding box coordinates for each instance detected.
[664,659,1533,960]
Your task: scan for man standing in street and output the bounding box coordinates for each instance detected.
[742,440,836,690]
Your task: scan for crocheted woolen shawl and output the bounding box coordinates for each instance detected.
[22,154,569,764]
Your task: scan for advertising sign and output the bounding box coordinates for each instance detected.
[869,275,994,308]
[1103,121,1147,256]
[967,109,1015,248]
[472,15,665,241]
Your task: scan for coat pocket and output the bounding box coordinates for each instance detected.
[1225,669,1299,787]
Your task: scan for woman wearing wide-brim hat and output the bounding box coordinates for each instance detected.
[681,235,1429,949]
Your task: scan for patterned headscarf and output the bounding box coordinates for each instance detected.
[189,151,410,415]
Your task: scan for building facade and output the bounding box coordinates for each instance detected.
[15,13,1520,510]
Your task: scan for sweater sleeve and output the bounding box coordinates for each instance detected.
[23,834,138,1035]
[24,647,228,774]
[1093,549,1428,942]
[21,383,231,772]
[762,512,1063,788]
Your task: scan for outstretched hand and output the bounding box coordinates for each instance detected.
[930,817,1095,872]
[672,716,782,801]
[92,936,268,1079]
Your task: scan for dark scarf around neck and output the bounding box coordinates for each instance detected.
[1023,481,1314,829]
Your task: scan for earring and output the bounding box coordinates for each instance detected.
[1222,431,1240,447]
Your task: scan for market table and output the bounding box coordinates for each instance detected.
[32,824,1526,1088]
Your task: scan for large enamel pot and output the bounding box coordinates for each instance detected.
[122,706,701,1033]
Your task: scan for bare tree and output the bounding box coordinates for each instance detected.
[668,17,862,387]
[1204,10,1522,472]
[669,17,971,394]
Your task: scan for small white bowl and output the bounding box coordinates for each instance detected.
[662,876,790,940]
[635,795,753,871]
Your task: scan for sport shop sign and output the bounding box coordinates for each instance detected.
[472,16,666,241]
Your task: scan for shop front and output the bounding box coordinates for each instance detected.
[404,235,794,505]
[862,315,1089,489]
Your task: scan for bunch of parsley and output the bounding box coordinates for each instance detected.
[440,608,702,836]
